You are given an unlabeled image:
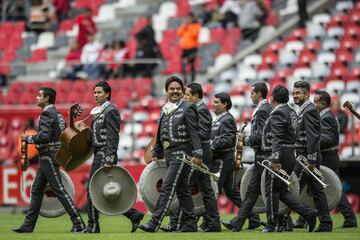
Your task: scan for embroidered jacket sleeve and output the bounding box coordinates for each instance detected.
[105,108,121,165]
[211,117,236,151]
[304,109,321,164]
[197,106,212,141]
[320,115,338,150]
[26,111,53,144]
[184,104,203,158]
[245,109,268,148]
[268,111,286,163]
[152,120,164,159]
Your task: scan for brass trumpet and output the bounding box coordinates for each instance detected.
[296,155,329,189]
[259,160,295,188]
[177,154,220,181]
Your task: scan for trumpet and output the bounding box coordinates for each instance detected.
[177,154,220,181]
[296,155,329,190]
[258,160,295,188]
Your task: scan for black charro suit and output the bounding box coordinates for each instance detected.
[210,110,261,228]
[144,99,202,232]
[18,104,85,232]
[262,103,317,231]
[86,101,143,233]
[294,100,333,231]
[226,100,271,231]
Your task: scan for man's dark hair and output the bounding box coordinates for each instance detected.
[187,83,203,99]
[252,82,268,99]
[294,80,310,93]
[315,90,331,107]
[40,87,56,104]
[165,75,185,92]
[94,81,112,100]
[272,85,289,104]
[215,92,232,110]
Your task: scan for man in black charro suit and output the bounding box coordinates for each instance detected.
[292,81,333,232]
[222,82,270,232]
[12,87,85,233]
[260,85,317,233]
[82,81,144,233]
[138,76,202,233]
[211,92,262,230]
[293,90,358,229]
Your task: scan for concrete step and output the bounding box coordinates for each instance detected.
[115,4,149,18]
[16,74,55,82]
[25,62,57,75]
[47,47,69,60]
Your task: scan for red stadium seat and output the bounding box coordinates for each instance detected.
[73,80,89,93]
[344,25,360,39]
[335,50,353,65]
[25,82,42,95]
[340,37,359,51]
[8,81,26,95]
[19,92,36,105]
[264,41,285,53]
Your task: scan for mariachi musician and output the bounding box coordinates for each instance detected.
[260,85,317,233]
[222,82,270,231]
[82,81,144,233]
[210,92,261,230]
[138,76,202,232]
[313,90,357,228]
[12,87,85,233]
[292,81,333,232]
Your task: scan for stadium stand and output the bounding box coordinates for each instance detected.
[0,0,358,166]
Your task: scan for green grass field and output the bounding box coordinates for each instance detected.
[0,213,359,240]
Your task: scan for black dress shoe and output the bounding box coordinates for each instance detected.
[131,213,144,233]
[293,222,306,228]
[70,226,85,233]
[221,220,238,232]
[159,225,177,232]
[260,228,275,233]
[11,227,32,233]
[203,227,221,232]
[248,221,266,230]
[314,228,332,232]
[306,211,317,232]
[139,223,156,233]
[178,227,197,232]
[342,220,358,228]
[82,225,100,233]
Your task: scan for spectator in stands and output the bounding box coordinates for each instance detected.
[194,2,222,29]
[74,8,96,48]
[177,12,201,84]
[17,118,38,165]
[219,0,241,28]
[53,0,69,22]
[129,38,158,78]
[112,40,130,78]
[331,96,348,144]
[61,41,82,80]
[96,43,114,80]
[28,0,53,34]
[136,17,156,50]
[80,34,102,80]
[238,0,267,41]
[298,0,308,28]
[2,0,26,21]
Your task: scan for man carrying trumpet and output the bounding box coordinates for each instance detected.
[314,90,357,228]
[261,85,318,233]
[292,81,333,232]
[138,76,202,232]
